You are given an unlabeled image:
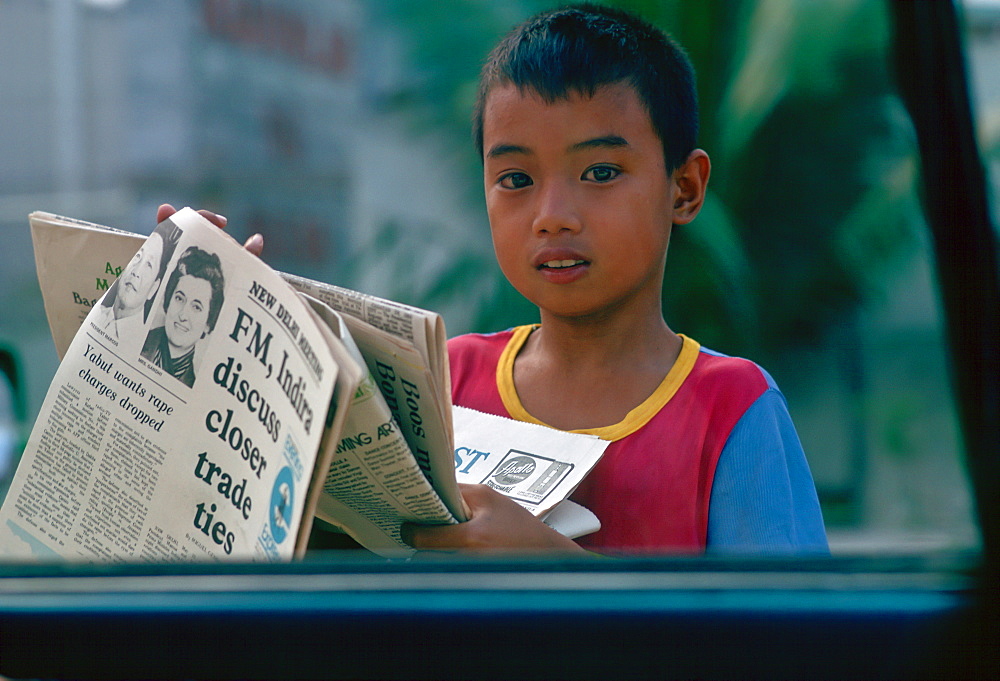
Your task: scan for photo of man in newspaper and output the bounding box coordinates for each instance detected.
[91,222,180,343]
[140,245,226,388]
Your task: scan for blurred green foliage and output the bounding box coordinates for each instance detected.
[370,0,924,360]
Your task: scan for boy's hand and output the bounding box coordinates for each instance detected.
[401,483,588,554]
[156,203,264,257]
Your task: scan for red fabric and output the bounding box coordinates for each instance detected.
[448,331,769,554]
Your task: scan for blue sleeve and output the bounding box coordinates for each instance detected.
[706,386,829,554]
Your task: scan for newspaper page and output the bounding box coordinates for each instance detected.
[0,209,340,562]
[27,217,464,526]
[280,273,464,523]
[301,298,456,556]
[25,214,466,557]
[292,297,367,555]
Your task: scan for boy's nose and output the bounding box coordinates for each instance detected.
[532,182,582,235]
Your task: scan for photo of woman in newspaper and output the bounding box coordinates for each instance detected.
[92,222,180,343]
[140,245,226,388]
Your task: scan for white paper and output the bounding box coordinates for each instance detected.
[452,406,609,530]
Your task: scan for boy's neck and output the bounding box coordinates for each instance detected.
[531,310,677,368]
[513,308,683,430]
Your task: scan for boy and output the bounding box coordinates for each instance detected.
[402,4,827,555]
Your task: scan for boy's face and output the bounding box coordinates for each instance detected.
[482,82,698,322]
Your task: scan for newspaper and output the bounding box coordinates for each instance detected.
[0,210,609,561]
[281,274,466,530]
[1,209,352,560]
[300,296,458,555]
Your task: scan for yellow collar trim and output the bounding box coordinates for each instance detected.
[496,325,701,441]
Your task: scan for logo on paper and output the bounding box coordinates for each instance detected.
[269,466,295,544]
[491,455,536,485]
[482,450,574,506]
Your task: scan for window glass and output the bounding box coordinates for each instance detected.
[964,0,1000,231]
[0,0,987,557]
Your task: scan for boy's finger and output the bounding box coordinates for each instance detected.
[156,204,228,230]
[155,203,176,223]
[197,209,228,229]
[156,204,261,256]
[399,522,461,551]
[243,233,264,257]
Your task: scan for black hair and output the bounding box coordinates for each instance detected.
[473,3,698,173]
[162,246,226,333]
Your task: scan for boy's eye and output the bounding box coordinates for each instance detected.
[582,165,620,183]
[499,172,533,189]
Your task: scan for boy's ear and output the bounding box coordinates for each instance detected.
[671,149,711,225]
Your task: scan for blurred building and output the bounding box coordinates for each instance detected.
[0,0,487,424]
[0,0,996,548]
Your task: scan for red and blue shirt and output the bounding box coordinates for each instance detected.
[449,326,828,554]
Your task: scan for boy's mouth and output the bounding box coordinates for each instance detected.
[540,259,586,270]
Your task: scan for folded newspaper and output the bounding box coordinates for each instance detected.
[0,209,608,561]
